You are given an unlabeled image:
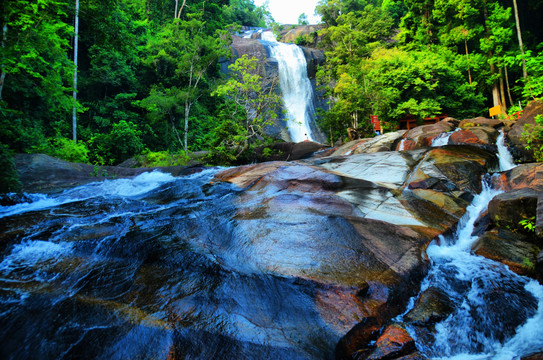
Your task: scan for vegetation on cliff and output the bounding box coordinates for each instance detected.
[0,0,542,185]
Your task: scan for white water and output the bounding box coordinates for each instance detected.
[0,171,175,218]
[406,179,543,359]
[431,129,460,147]
[261,31,315,142]
[398,138,407,151]
[496,130,516,171]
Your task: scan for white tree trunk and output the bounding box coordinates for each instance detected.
[73,0,79,142]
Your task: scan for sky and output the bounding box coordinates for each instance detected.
[252,0,322,25]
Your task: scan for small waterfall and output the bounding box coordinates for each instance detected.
[403,179,543,359]
[497,129,516,171]
[261,31,315,142]
[398,138,407,151]
[431,129,459,147]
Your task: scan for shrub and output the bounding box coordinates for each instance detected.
[33,137,89,163]
[88,121,144,165]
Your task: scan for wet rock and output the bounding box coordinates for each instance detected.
[217,161,433,345]
[508,99,543,161]
[405,146,497,195]
[459,117,504,129]
[404,287,454,325]
[448,127,498,149]
[332,132,407,156]
[474,229,540,278]
[0,193,34,206]
[453,126,499,146]
[401,120,457,149]
[230,35,269,62]
[253,141,329,162]
[13,153,202,194]
[363,324,417,360]
[522,353,543,360]
[488,188,539,231]
[311,150,426,190]
[493,163,543,192]
[335,317,381,360]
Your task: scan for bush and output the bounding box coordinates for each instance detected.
[89,121,144,165]
[522,114,543,162]
[0,143,22,193]
[138,149,189,167]
[33,137,89,163]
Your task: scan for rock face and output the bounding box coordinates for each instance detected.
[5,110,543,359]
[399,119,457,149]
[508,99,543,161]
[13,153,204,194]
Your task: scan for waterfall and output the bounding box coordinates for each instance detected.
[402,179,543,359]
[497,129,516,171]
[261,31,315,142]
[431,129,459,147]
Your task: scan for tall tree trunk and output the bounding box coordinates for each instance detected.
[72,0,79,142]
[499,67,507,115]
[465,38,472,85]
[512,0,527,79]
[176,0,187,19]
[184,98,190,153]
[0,23,7,101]
[483,1,501,109]
[504,64,514,107]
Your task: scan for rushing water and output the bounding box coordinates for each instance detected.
[0,170,346,359]
[400,139,542,359]
[261,31,316,142]
[496,130,516,171]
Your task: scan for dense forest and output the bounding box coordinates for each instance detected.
[1,0,542,191]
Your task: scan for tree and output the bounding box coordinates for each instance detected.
[0,0,75,152]
[144,16,231,152]
[211,54,282,160]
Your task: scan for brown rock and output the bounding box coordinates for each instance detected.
[335,317,381,360]
[474,228,540,279]
[365,324,417,360]
[522,353,543,360]
[402,121,456,149]
[14,153,200,194]
[493,163,543,191]
[448,129,487,146]
[404,287,454,325]
[508,100,543,161]
[488,188,539,231]
[459,117,504,128]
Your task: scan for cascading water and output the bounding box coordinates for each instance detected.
[431,129,460,147]
[400,136,542,359]
[497,129,516,171]
[261,31,316,142]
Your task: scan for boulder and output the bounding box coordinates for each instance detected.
[230,35,269,62]
[401,120,457,149]
[404,146,497,195]
[488,188,539,231]
[404,287,454,325]
[449,127,499,147]
[217,161,434,346]
[522,353,543,360]
[448,127,499,149]
[493,163,543,192]
[332,131,407,156]
[474,229,540,279]
[364,324,417,360]
[279,25,324,45]
[13,153,203,194]
[459,117,505,128]
[508,100,543,161]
